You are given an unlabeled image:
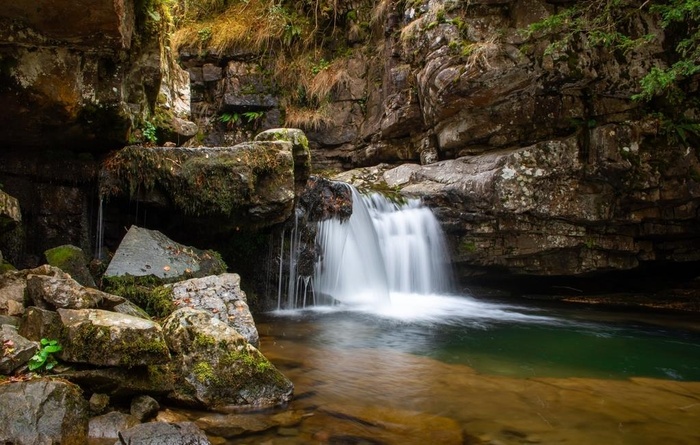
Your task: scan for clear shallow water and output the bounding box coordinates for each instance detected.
[268,292,700,381]
[184,293,700,445]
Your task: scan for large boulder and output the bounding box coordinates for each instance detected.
[162,308,293,410]
[167,274,259,347]
[104,226,226,281]
[19,307,170,367]
[26,270,105,310]
[0,379,89,445]
[99,140,300,229]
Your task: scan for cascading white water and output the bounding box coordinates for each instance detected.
[277,184,454,309]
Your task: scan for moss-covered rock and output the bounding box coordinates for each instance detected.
[56,308,170,367]
[162,308,293,410]
[100,140,298,229]
[44,244,96,288]
[102,274,175,318]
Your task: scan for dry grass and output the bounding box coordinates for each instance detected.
[370,0,392,31]
[284,104,332,130]
[171,0,308,55]
[169,0,360,129]
[462,35,500,72]
[308,61,351,102]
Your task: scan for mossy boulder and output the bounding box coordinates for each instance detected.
[255,128,311,191]
[100,139,299,229]
[44,244,96,288]
[162,308,293,410]
[56,308,170,367]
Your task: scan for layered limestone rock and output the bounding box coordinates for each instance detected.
[0,0,193,267]
[339,117,700,281]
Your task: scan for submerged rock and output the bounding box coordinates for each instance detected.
[0,379,89,445]
[162,308,293,410]
[196,409,305,438]
[115,421,211,445]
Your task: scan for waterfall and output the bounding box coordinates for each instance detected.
[277,183,453,310]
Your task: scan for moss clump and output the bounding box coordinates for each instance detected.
[44,245,95,287]
[460,240,477,253]
[0,260,17,273]
[193,333,216,349]
[193,361,216,383]
[102,275,175,318]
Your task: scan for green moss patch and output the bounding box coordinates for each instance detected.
[102,275,175,318]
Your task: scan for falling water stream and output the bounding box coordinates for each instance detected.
[244,184,700,445]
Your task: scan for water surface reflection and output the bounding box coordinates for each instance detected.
[242,296,700,444]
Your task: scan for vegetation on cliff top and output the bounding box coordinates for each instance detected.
[526,0,699,103]
[169,0,375,128]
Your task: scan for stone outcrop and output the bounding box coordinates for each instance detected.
[162,308,293,409]
[335,115,700,282]
[173,0,699,286]
[0,0,193,151]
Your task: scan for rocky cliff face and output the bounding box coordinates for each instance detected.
[1,0,698,289]
[179,0,699,287]
[0,0,193,266]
